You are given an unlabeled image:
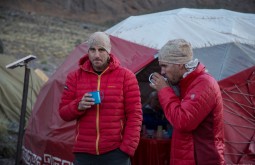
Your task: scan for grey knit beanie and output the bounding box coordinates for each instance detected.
[158,39,193,64]
[88,32,111,53]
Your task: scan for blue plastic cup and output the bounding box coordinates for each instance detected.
[89,91,101,104]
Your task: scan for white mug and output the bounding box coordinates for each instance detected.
[148,73,155,85]
[149,73,167,85]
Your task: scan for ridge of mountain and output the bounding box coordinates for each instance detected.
[1,0,255,25]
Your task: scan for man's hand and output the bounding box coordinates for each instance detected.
[78,93,95,111]
[149,72,169,91]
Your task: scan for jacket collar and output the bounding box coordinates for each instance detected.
[179,63,206,94]
[79,54,120,73]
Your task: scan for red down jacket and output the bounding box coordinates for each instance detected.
[158,63,225,165]
[58,54,142,156]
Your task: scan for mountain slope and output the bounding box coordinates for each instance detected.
[0,0,254,25]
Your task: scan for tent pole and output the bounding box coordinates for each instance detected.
[15,64,30,165]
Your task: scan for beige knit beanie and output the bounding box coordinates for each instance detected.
[88,32,111,53]
[158,39,193,64]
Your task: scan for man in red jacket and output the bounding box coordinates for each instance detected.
[150,39,225,165]
[58,32,142,165]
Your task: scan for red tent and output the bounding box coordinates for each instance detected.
[23,35,255,164]
[218,66,255,164]
[23,36,157,164]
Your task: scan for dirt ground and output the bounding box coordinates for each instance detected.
[0,6,107,76]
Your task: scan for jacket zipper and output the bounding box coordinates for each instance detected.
[95,67,109,155]
[95,74,101,155]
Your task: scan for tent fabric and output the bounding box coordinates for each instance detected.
[23,8,255,164]
[106,8,255,81]
[106,8,255,49]
[0,55,44,158]
[218,66,255,164]
[193,42,255,80]
[0,55,44,127]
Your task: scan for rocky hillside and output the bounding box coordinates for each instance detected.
[0,7,107,76]
[0,0,255,25]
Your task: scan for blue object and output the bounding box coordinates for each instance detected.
[90,91,101,104]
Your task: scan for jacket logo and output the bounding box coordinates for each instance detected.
[107,86,116,88]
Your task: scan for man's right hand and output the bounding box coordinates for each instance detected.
[149,72,169,91]
[78,93,95,111]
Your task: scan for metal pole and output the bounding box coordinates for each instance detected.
[15,64,30,165]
